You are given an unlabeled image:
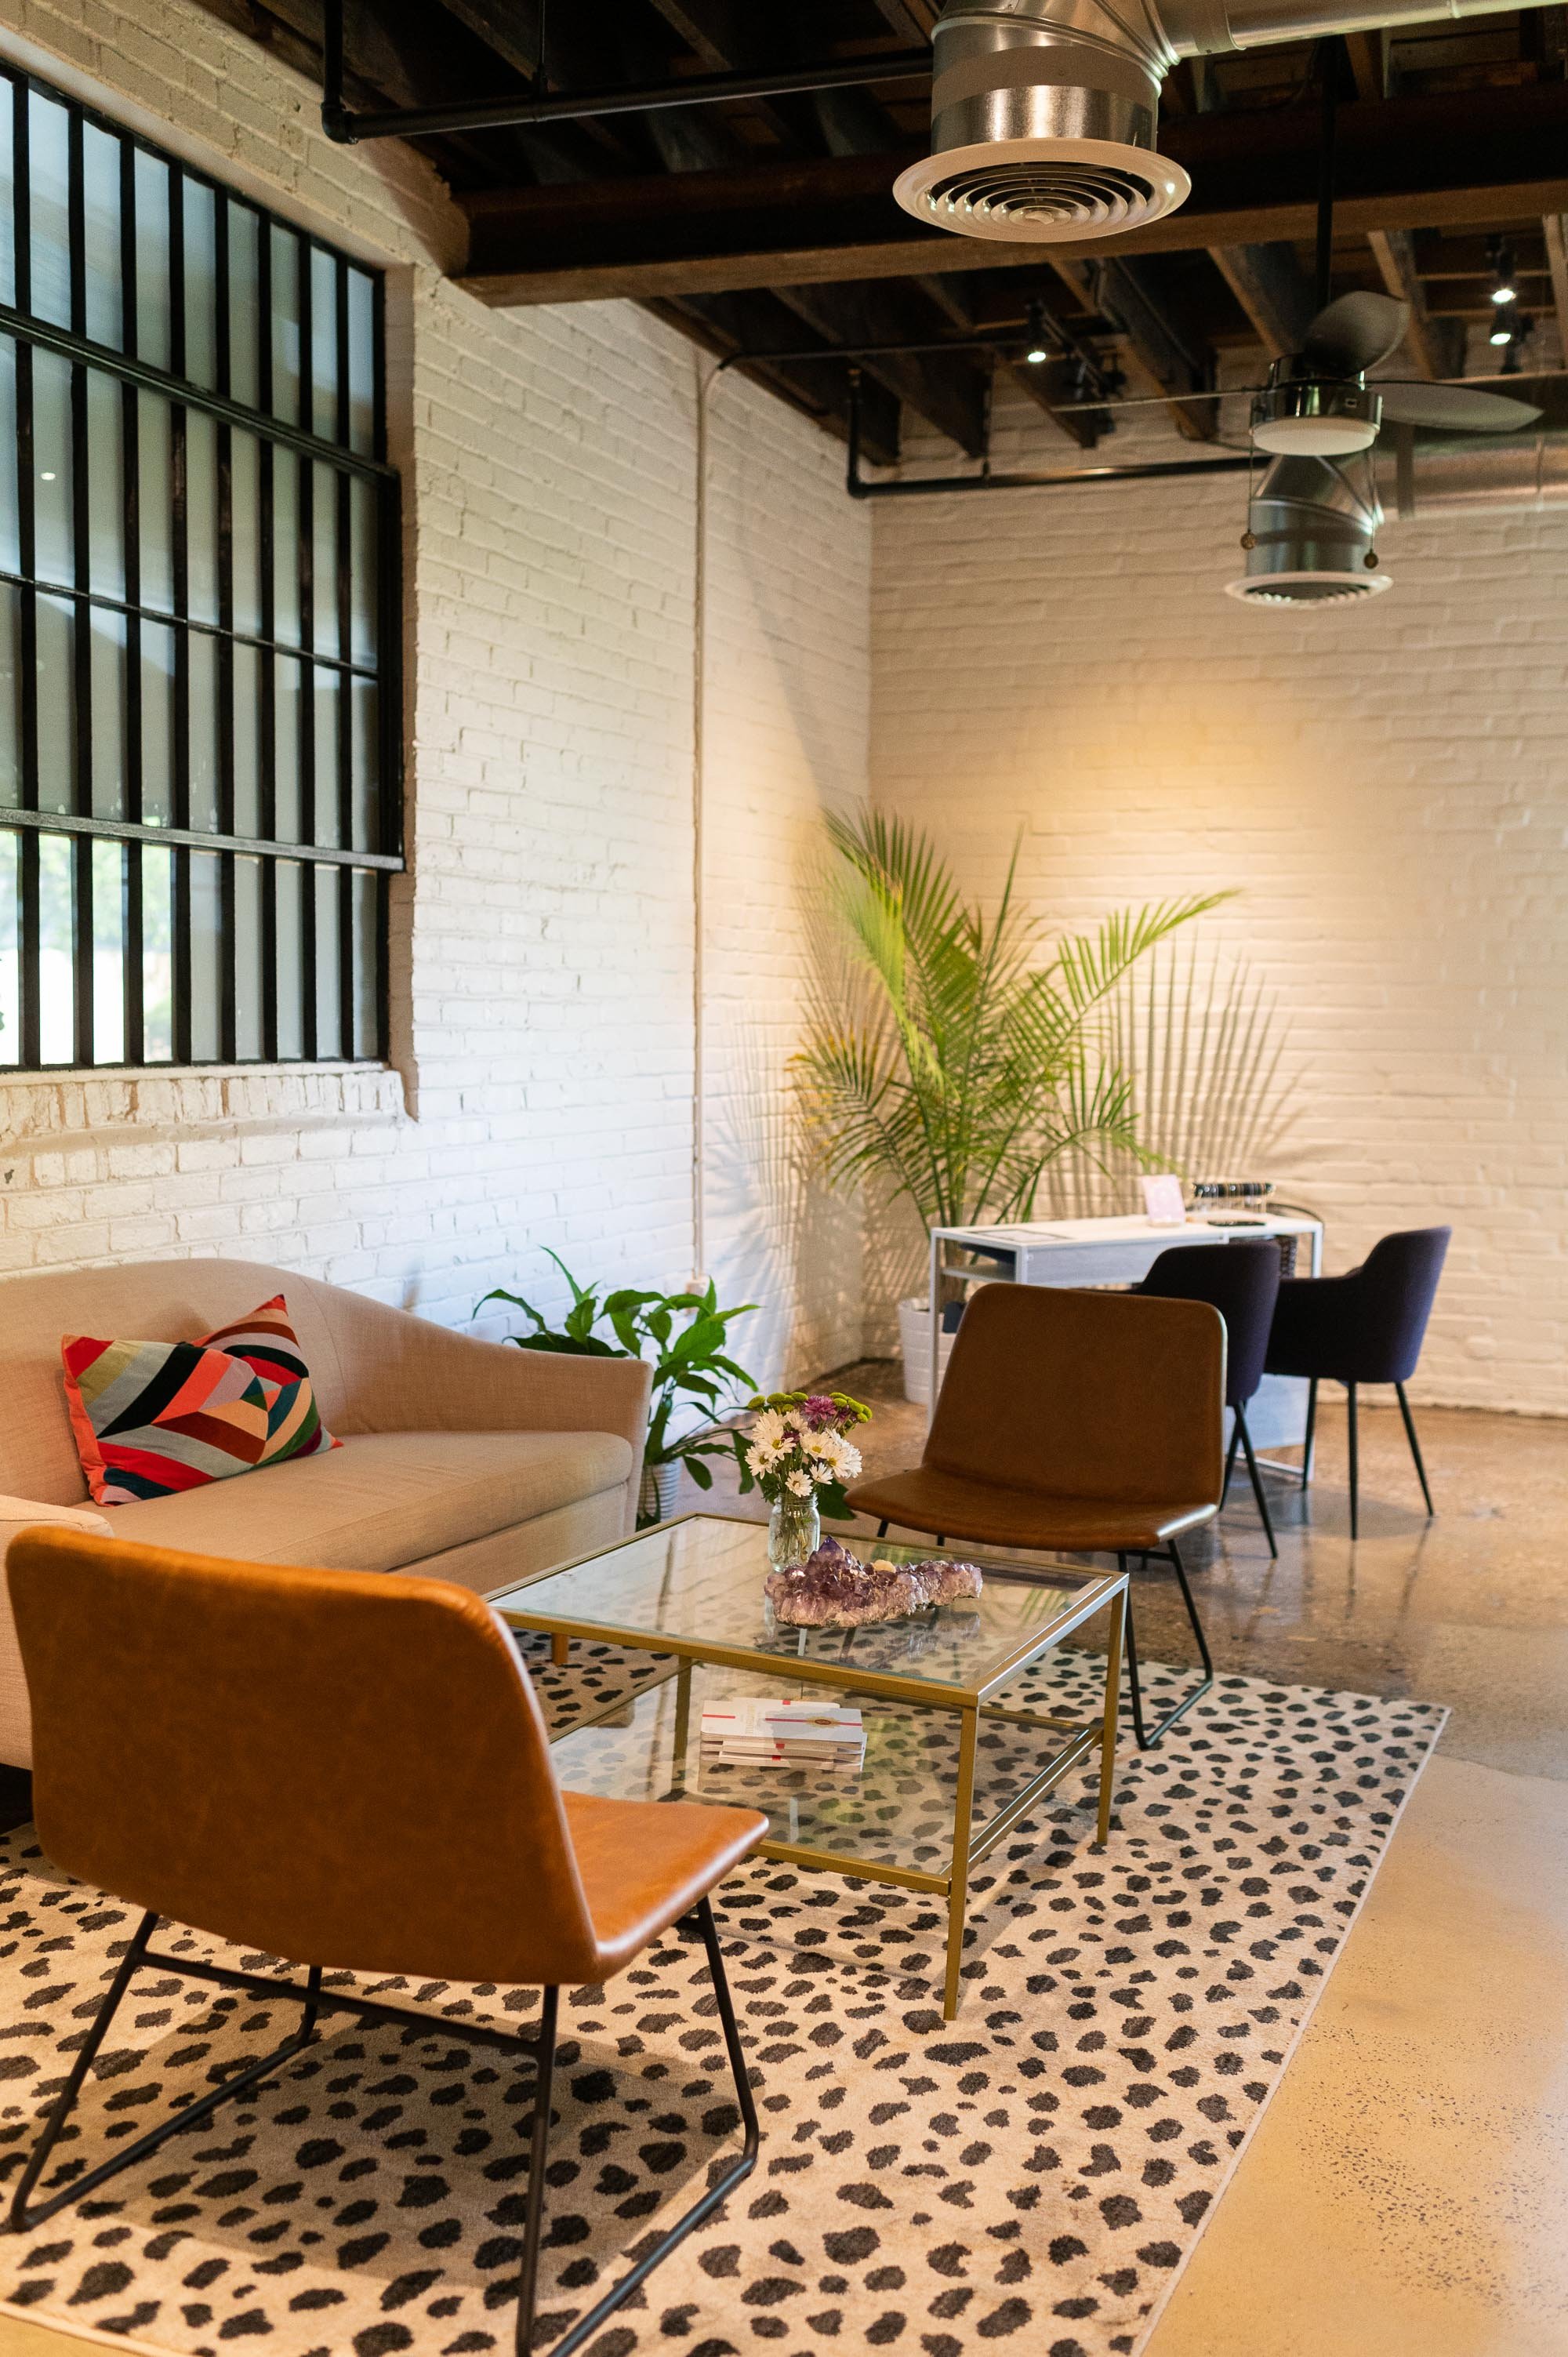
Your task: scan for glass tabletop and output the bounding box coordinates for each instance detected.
[490,1513,1123,1704]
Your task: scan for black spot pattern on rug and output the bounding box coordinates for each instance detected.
[0,1662,1445,2357]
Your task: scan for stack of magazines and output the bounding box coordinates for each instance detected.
[699,1695,866,1773]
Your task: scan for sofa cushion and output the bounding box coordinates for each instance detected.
[63,1296,339,1506]
[101,1429,634,1573]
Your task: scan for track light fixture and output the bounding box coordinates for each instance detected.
[1486,238,1518,307]
[1024,301,1050,365]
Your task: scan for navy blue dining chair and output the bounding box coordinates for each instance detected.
[1138,1240,1283,1556]
[1264,1225,1450,1539]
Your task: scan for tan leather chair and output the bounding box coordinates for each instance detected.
[848,1284,1226,1749]
[5,1531,766,2356]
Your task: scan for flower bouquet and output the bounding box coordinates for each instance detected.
[735,1389,871,1571]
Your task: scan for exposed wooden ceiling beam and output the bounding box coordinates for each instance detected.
[1367,227,1465,377]
[768,280,989,454]
[650,289,905,465]
[1208,242,1318,356]
[459,85,1568,303]
[1343,27,1389,103]
[867,0,939,36]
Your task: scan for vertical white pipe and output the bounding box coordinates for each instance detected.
[690,359,724,1291]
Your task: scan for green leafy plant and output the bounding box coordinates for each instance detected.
[477,1251,757,1521]
[793,810,1229,1233]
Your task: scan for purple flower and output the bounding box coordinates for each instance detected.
[800,1394,840,1430]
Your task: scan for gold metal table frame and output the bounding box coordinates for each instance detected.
[492,1514,1128,2021]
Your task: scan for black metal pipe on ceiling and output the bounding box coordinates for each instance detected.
[318,0,931,145]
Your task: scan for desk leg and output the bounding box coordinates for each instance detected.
[670,1658,694,1796]
[551,1633,568,1668]
[1098,1589,1123,1849]
[943,1705,980,2021]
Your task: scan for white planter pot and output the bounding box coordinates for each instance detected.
[639,1461,683,1524]
[898,1295,956,1407]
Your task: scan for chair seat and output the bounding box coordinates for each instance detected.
[846,1468,1218,1554]
[564,1792,767,1976]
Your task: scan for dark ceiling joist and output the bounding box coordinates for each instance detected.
[767,281,989,455]
[1367,227,1465,378]
[1208,242,1319,356]
[458,85,1568,303]
[650,289,905,465]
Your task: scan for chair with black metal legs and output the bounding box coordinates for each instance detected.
[848,1283,1226,1750]
[5,1532,767,2355]
[1137,1240,1283,1558]
[1264,1225,1450,1541]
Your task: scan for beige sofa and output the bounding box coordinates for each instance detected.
[0,1258,651,1768]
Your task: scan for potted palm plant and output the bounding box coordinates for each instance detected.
[793,812,1226,1400]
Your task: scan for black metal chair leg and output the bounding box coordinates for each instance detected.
[1116,1542,1214,1752]
[1302,1377,1318,1489]
[538,1897,759,2357]
[9,1916,323,2233]
[875,1520,888,1538]
[1346,1382,1359,1540]
[1235,1405,1278,1559]
[1396,1382,1436,1516]
[1223,1422,1241,1498]
[514,1985,559,2356]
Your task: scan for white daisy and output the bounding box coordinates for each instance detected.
[786,1469,815,1497]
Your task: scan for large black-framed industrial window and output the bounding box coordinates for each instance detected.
[0,61,401,1069]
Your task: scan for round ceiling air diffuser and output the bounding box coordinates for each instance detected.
[893,139,1189,243]
[1225,569,1392,607]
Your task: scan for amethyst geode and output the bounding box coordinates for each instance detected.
[765,1534,983,1629]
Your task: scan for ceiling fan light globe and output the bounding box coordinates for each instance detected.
[1251,414,1379,456]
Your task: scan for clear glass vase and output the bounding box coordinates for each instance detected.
[767,1490,820,1572]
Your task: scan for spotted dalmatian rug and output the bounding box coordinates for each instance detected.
[0,1638,1445,2357]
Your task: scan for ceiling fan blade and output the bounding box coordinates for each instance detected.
[1302,291,1409,376]
[1377,382,1544,431]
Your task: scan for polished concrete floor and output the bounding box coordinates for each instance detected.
[3,1376,1565,2357]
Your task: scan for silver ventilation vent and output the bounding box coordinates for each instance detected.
[893,1,1189,243]
[1225,456,1391,607]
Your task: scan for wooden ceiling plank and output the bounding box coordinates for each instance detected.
[1343,27,1389,102]
[1367,225,1466,376]
[767,279,989,454]
[1208,242,1318,357]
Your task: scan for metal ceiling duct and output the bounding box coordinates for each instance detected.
[1225,423,1568,605]
[894,0,1559,244]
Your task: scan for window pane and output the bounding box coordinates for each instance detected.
[35,595,74,813]
[133,151,172,369]
[189,849,220,1057]
[227,427,260,635]
[274,858,303,1057]
[349,473,378,666]
[313,666,339,844]
[183,178,218,390]
[0,583,20,805]
[0,829,17,1062]
[87,369,125,596]
[38,830,74,1062]
[233,641,261,835]
[82,123,123,350]
[350,676,379,851]
[185,409,219,624]
[350,868,378,1056]
[312,461,339,654]
[142,842,173,1059]
[227,204,260,409]
[347,267,376,456]
[188,629,220,830]
[0,338,18,572]
[140,619,176,826]
[310,245,338,441]
[33,350,74,585]
[274,652,301,840]
[138,390,173,611]
[28,92,71,329]
[270,224,302,427]
[0,89,14,312]
[91,836,123,1061]
[314,863,341,1057]
[273,448,300,645]
[234,852,263,1058]
[90,604,127,818]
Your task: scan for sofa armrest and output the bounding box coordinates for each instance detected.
[1,1498,113,1770]
[314,1287,652,1474]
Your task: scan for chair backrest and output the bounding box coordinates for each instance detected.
[1138,1241,1281,1407]
[7,1530,604,1987]
[1347,1226,1452,1382]
[926,1284,1225,1506]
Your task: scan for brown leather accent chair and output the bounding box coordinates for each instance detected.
[5,1531,766,2356]
[848,1284,1226,1749]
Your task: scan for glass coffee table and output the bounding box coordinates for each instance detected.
[491,1514,1128,2020]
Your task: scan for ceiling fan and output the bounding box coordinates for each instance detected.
[1240,38,1541,458]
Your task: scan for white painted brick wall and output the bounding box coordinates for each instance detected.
[872,388,1568,1414]
[0,0,869,1387]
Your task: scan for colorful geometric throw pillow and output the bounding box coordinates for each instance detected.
[61,1295,341,1507]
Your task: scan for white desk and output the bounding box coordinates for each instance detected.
[927,1214,1324,1449]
